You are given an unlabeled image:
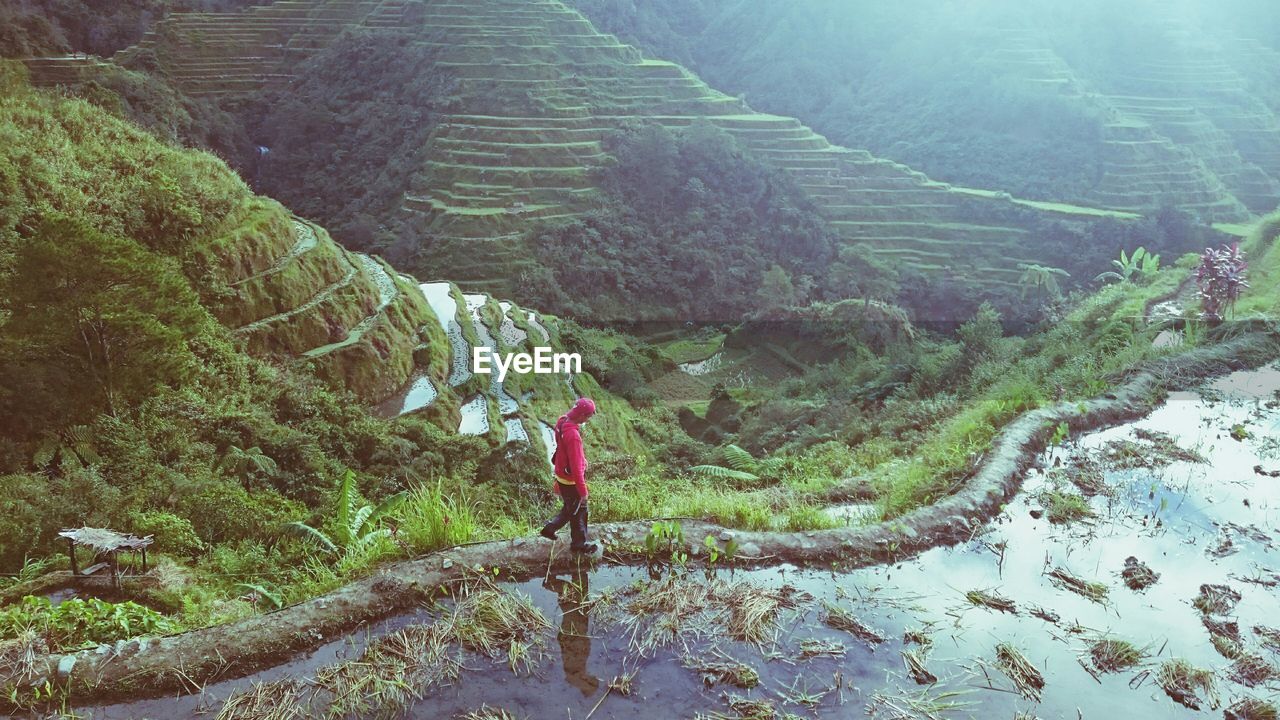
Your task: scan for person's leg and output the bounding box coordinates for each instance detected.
[542,484,579,537]
[569,496,590,549]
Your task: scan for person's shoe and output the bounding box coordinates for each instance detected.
[570,542,599,554]
[539,527,557,541]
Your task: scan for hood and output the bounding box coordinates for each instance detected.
[565,397,596,423]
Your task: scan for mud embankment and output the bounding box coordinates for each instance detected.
[4,328,1278,708]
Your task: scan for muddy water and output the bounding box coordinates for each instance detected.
[504,417,529,443]
[418,283,457,334]
[419,283,471,388]
[498,301,529,347]
[457,394,489,436]
[77,365,1280,719]
[373,374,439,418]
[680,352,724,376]
[465,294,520,416]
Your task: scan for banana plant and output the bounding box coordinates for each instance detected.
[1016,263,1070,300]
[285,470,407,556]
[691,444,784,482]
[1095,247,1160,284]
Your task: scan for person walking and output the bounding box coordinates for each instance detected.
[540,397,598,554]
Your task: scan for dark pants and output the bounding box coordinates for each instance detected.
[543,483,589,548]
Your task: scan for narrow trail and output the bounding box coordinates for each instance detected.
[230,220,319,288]
[303,254,399,358]
[232,253,359,335]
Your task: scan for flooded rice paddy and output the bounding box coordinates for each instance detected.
[72,364,1280,720]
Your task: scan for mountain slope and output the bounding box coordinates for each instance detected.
[571,0,1280,220]
[57,0,1130,298]
[0,59,655,572]
[0,57,643,461]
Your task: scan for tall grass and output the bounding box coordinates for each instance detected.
[399,483,479,553]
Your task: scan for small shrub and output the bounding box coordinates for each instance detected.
[130,510,204,557]
[1196,243,1249,320]
[0,596,174,650]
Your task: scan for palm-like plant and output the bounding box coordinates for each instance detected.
[285,470,407,556]
[219,445,278,489]
[1095,247,1160,284]
[1016,264,1070,300]
[33,425,100,472]
[691,445,784,483]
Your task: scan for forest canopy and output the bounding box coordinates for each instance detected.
[523,122,895,322]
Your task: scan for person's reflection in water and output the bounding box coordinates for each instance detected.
[543,566,600,696]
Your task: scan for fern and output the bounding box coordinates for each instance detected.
[690,464,759,481]
[690,444,783,482]
[720,445,758,472]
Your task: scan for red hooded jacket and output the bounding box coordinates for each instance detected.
[552,397,595,498]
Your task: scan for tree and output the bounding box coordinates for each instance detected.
[958,302,1004,363]
[757,263,800,313]
[1016,263,1070,300]
[828,245,900,302]
[285,470,407,556]
[218,446,279,491]
[0,217,206,435]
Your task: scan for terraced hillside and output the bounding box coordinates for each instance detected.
[197,200,442,403]
[977,28,1260,221]
[198,196,642,454]
[395,0,1123,289]
[92,0,1114,292]
[587,1,1280,222]
[886,20,1280,221]
[1091,19,1280,216]
[111,0,413,96]
[379,280,645,457]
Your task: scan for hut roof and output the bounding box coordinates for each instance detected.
[58,527,153,552]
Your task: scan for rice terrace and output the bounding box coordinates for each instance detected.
[1,0,1280,719]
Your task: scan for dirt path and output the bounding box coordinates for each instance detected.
[3,329,1277,709]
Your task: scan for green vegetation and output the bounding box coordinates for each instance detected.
[690,445,783,483]
[1095,247,1161,284]
[1230,210,1280,318]
[250,30,457,259]
[524,122,867,322]
[0,0,265,58]
[2,6,1280,709]
[573,0,1280,217]
[1089,637,1148,673]
[1157,659,1217,710]
[0,65,492,631]
[1038,490,1094,524]
[284,470,407,557]
[0,596,174,651]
